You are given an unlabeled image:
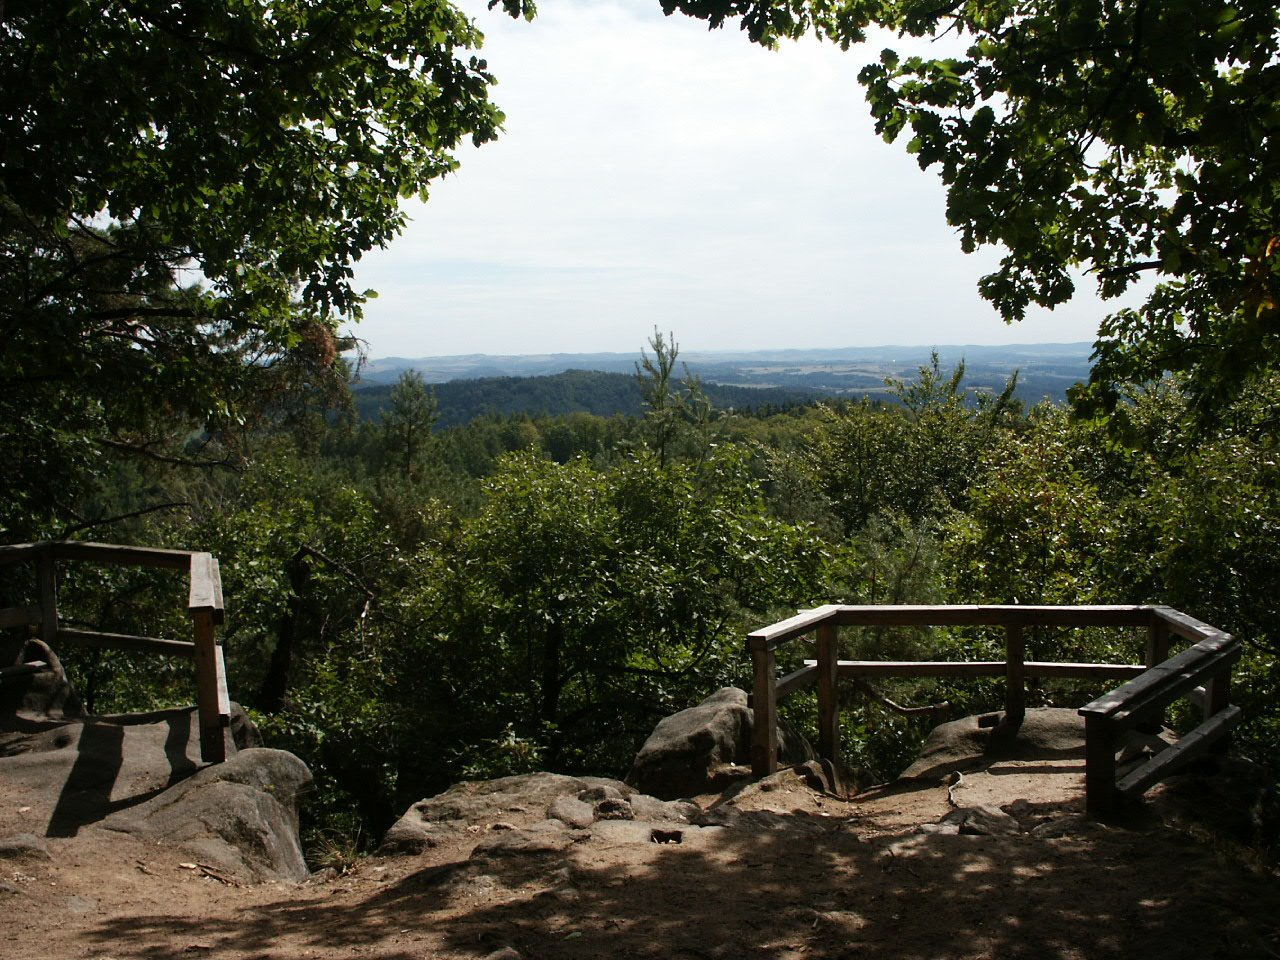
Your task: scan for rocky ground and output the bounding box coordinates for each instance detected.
[3,707,1280,960]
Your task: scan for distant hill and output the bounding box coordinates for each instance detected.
[354,343,1094,423]
[354,369,822,429]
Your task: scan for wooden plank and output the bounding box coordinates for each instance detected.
[56,628,196,658]
[1116,705,1242,798]
[0,543,40,567]
[751,647,778,777]
[188,553,225,625]
[747,605,841,651]
[0,661,50,682]
[817,622,839,763]
[830,604,1154,629]
[193,610,228,763]
[50,540,193,571]
[1080,638,1239,723]
[815,659,1145,680]
[1146,618,1171,668]
[829,660,1009,678]
[775,664,818,700]
[37,545,57,648]
[1150,606,1222,643]
[1005,624,1025,725]
[1024,661,1147,680]
[0,605,42,629]
[1084,713,1119,816]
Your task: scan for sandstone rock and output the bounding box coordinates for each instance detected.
[102,748,312,882]
[901,708,1086,781]
[0,833,51,861]
[592,797,634,821]
[547,795,595,829]
[0,638,82,723]
[626,687,814,800]
[628,794,698,823]
[940,804,1021,836]
[471,820,573,858]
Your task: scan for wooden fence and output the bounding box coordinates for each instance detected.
[748,604,1241,815]
[0,541,232,763]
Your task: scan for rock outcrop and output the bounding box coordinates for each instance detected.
[102,747,312,881]
[381,772,703,856]
[624,686,815,800]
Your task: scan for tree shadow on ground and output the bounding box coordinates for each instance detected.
[82,805,1280,960]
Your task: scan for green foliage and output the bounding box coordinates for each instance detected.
[666,0,1280,411]
[1,0,523,534]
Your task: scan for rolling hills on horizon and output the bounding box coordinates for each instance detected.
[352,343,1095,428]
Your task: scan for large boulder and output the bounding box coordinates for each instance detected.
[900,707,1087,780]
[0,638,82,723]
[102,747,312,882]
[625,687,815,800]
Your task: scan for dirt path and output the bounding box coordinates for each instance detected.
[4,757,1280,960]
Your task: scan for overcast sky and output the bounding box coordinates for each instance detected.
[349,0,1124,360]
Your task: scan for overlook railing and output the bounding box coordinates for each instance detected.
[748,604,1240,816]
[0,541,232,763]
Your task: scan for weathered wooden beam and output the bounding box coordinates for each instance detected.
[751,646,778,778]
[808,659,1147,680]
[1150,606,1223,644]
[1005,624,1026,726]
[1084,713,1119,816]
[830,604,1154,629]
[829,660,1008,678]
[0,661,50,682]
[0,543,41,567]
[188,553,225,625]
[193,610,230,763]
[817,621,839,764]
[0,605,42,630]
[56,628,196,658]
[775,664,818,700]
[37,544,57,648]
[1116,705,1242,798]
[747,605,841,651]
[1024,661,1147,680]
[49,540,193,570]
[1080,638,1239,725]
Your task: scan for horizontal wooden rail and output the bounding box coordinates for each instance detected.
[749,604,1156,650]
[56,628,196,658]
[49,540,194,571]
[1,540,232,764]
[1079,632,1241,814]
[0,605,42,629]
[795,659,1147,681]
[748,603,1240,817]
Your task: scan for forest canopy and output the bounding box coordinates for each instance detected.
[665,0,1280,412]
[0,0,527,536]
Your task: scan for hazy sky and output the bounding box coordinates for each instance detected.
[349,0,1124,359]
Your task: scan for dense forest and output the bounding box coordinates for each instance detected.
[5,339,1280,857]
[2,0,1277,861]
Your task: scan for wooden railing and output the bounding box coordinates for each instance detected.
[0,541,232,763]
[747,604,1241,815]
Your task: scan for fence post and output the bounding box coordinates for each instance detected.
[817,621,839,763]
[751,644,777,778]
[37,543,58,648]
[1004,624,1025,728]
[1205,662,1232,755]
[1146,618,1170,668]
[189,553,230,764]
[1083,713,1117,816]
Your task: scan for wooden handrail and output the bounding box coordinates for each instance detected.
[747,603,1240,816]
[0,540,232,764]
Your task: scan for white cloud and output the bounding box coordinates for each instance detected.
[350,0,1125,358]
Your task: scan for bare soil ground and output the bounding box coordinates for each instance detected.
[4,752,1280,960]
